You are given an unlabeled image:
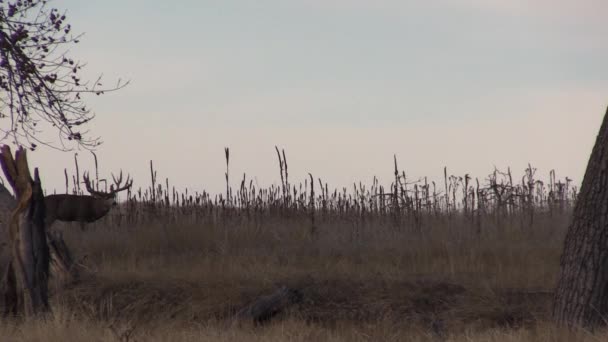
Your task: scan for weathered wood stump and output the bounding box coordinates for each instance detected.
[0,146,50,317]
[0,169,76,298]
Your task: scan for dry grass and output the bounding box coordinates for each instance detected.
[0,208,591,341]
[0,157,590,341]
[3,314,608,342]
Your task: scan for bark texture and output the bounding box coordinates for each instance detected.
[553,107,608,328]
[0,145,50,317]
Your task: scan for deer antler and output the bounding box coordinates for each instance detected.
[110,170,132,194]
[83,172,107,197]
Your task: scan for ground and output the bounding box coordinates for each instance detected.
[1,210,606,341]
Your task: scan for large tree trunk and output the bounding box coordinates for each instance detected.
[0,146,50,317]
[553,107,608,328]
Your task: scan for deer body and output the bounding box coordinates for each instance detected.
[45,194,115,228]
[44,171,132,231]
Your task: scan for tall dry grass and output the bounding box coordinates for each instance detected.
[3,314,608,342]
[0,154,591,341]
[1,208,566,340]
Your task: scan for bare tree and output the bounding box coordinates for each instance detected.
[0,0,127,151]
[553,106,608,328]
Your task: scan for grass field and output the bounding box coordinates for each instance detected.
[1,211,593,341]
[0,162,601,341]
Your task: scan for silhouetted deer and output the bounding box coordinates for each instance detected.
[44,171,132,231]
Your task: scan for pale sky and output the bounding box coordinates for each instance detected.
[19,0,608,196]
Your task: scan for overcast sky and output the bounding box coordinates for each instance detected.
[22,0,608,196]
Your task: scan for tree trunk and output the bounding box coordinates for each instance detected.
[553,106,608,328]
[0,145,50,317]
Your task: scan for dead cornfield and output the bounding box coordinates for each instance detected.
[2,151,603,341]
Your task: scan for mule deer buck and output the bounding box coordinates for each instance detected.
[44,171,133,231]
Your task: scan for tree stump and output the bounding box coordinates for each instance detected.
[0,145,50,317]
[0,180,75,294]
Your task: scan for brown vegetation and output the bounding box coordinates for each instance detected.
[0,154,601,341]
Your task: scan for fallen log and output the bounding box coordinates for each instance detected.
[234,286,302,325]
